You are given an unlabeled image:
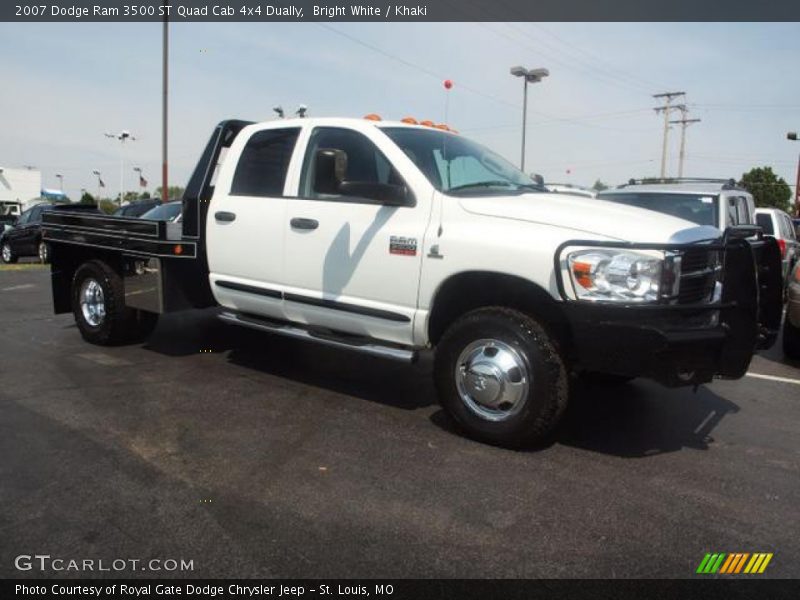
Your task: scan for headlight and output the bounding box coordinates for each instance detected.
[567,249,667,303]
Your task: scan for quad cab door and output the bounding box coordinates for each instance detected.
[281,125,432,346]
[206,125,302,320]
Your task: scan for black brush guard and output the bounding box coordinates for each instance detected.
[555,227,783,386]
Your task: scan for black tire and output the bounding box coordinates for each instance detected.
[71,260,158,345]
[38,240,50,264]
[784,316,800,360]
[434,307,569,448]
[1,241,18,264]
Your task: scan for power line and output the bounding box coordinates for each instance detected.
[315,23,520,111]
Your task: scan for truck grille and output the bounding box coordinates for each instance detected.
[677,249,719,304]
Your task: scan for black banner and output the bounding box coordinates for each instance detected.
[3,0,800,22]
[4,579,800,600]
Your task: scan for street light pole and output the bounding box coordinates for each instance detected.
[105,130,136,205]
[510,66,549,172]
[55,173,63,192]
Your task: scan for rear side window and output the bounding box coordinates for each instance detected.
[231,128,300,197]
[756,213,774,235]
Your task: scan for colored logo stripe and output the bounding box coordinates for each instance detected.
[697,552,773,574]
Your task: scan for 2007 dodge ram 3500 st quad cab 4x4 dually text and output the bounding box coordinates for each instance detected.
[42,118,783,447]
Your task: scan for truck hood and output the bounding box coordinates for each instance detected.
[458,193,721,244]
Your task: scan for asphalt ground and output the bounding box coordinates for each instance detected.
[1,264,798,579]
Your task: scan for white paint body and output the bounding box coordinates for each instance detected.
[206,118,716,348]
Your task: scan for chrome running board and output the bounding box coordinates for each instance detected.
[218,311,417,363]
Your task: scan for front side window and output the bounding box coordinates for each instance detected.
[16,210,31,225]
[299,127,404,202]
[381,127,542,195]
[230,128,300,197]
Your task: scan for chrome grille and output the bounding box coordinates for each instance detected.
[677,249,719,304]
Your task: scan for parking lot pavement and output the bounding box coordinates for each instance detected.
[1,268,798,579]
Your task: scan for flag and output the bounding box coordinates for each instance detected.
[139,175,148,188]
[98,177,105,188]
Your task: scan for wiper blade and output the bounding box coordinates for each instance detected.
[447,180,513,192]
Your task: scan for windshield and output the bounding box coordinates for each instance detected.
[141,202,182,222]
[599,192,719,227]
[381,127,543,195]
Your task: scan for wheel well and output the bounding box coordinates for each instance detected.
[427,271,572,351]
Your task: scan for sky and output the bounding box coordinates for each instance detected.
[1,21,800,201]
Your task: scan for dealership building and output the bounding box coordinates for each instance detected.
[0,166,43,214]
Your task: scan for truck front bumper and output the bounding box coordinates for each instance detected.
[559,235,783,387]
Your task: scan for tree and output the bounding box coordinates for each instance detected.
[79,192,96,205]
[99,199,118,214]
[591,179,609,192]
[739,167,791,212]
[155,185,185,201]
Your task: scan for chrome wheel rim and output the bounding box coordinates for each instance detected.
[1,244,10,262]
[80,278,106,327]
[39,242,47,263]
[455,339,530,422]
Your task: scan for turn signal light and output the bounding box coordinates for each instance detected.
[173,244,183,255]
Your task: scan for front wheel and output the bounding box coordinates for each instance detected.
[434,307,569,448]
[1,241,18,264]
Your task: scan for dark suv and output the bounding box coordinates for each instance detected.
[1,203,100,264]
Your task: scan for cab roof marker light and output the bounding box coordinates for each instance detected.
[363,113,382,121]
[401,117,418,124]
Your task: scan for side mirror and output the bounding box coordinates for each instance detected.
[314,148,347,195]
[338,182,412,206]
[530,173,545,186]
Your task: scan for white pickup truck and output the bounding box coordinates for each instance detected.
[42,117,783,447]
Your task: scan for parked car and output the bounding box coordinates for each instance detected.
[140,201,182,222]
[785,261,800,359]
[1,203,101,264]
[598,179,756,231]
[113,198,161,218]
[755,208,800,283]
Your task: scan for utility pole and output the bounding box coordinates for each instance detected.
[653,92,685,179]
[162,7,169,204]
[670,106,701,178]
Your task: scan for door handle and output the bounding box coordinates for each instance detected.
[290,217,319,230]
[214,211,236,222]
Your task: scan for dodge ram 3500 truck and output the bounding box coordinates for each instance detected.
[42,118,783,447]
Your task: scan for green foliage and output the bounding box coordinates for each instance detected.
[739,167,792,212]
[79,192,96,205]
[155,186,185,201]
[98,199,118,214]
[591,179,609,192]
